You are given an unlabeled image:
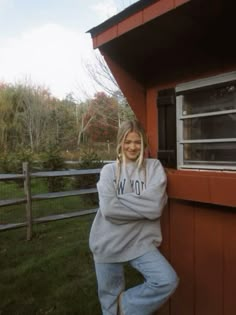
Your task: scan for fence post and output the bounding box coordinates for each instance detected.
[23,162,33,241]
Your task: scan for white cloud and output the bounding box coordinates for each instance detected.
[0,23,98,99]
[90,0,118,22]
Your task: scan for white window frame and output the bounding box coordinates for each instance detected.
[176,71,236,171]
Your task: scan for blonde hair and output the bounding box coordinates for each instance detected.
[116,120,148,185]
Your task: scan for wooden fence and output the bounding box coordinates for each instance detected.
[0,162,101,240]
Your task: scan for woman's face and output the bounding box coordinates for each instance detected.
[122,131,141,162]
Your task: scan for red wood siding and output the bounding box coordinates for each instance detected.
[167,170,236,208]
[118,11,143,36]
[223,211,236,315]
[157,199,236,315]
[102,51,147,126]
[143,0,174,22]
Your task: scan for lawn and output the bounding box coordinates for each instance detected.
[0,215,143,315]
[0,179,98,224]
[0,176,142,315]
[0,216,101,315]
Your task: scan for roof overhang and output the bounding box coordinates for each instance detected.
[88,0,190,47]
[88,0,236,86]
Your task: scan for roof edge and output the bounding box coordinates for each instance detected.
[87,0,159,37]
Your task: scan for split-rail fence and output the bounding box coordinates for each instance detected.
[0,162,101,240]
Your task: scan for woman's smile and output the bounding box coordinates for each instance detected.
[122,131,141,162]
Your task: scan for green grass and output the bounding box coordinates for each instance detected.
[0,179,98,224]
[0,194,98,224]
[0,216,100,315]
[0,179,142,314]
[0,216,143,315]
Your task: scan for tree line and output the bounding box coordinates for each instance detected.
[0,81,135,162]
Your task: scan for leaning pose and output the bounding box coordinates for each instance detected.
[89,120,179,315]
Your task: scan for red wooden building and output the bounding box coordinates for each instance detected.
[88,1,236,314]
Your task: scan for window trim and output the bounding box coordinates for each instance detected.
[176,71,236,171]
[176,71,236,93]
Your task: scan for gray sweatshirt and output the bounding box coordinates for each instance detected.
[89,159,167,263]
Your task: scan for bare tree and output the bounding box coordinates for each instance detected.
[83,50,119,97]
[15,83,49,152]
[82,51,135,125]
[64,93,96,148]
[76,102,94,147]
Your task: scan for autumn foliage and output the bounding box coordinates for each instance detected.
[84,92,119,142]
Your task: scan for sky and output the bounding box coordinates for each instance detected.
[0,0,138,100]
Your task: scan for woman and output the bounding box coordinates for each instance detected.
[89,120,179,315]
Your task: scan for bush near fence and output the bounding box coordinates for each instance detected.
[0,162,102,240]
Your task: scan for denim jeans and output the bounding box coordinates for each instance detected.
[95,248,179,315]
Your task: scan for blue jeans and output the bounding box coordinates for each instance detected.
[95,248,179,315]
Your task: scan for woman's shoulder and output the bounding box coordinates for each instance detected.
[145,158,162,168]
[100,162,116,176]
[102,162,116,170]
[145,159,167,182]
[145,159,166,174]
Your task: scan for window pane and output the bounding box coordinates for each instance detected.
[183,142,236,165]
[183,113,236,140]
[182,83,236,115]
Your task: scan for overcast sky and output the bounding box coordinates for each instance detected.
[0,0,138,100]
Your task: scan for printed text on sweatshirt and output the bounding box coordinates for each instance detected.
[89,159,167,263]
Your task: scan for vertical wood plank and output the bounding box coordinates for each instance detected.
[169,200,195,315]
[195,205,223,315]
[160,203,170,259]
[153,197,235,315]
[223,209,236,315]
[154,202,170,315]
[156,302,170,315]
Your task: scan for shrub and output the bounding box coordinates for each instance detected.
[0,149,34,174]
[0,149,34,187]
[73,151,104,205]
[40,145,66,192]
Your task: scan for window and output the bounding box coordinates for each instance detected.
[176,72,236,170]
